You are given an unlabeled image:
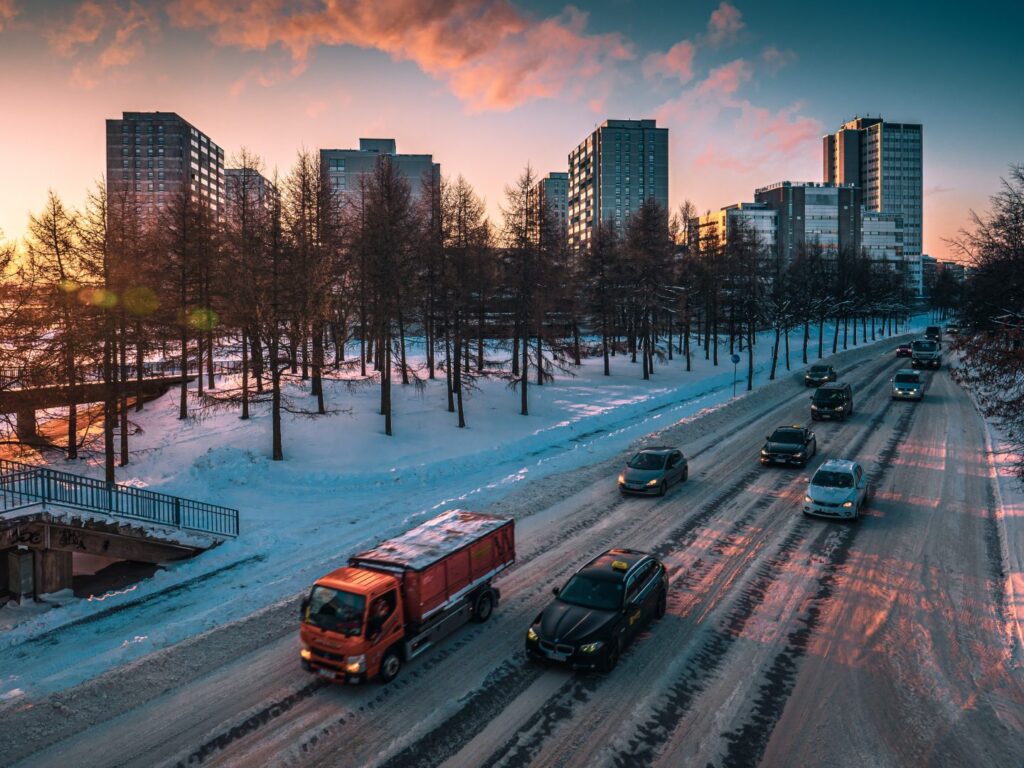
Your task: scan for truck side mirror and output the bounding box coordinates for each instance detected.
[300,597,309,618]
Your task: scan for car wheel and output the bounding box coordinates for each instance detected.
[659,480,667,496]
[380,649,402,684]
[655,589,667,619]
[472,590,494,623]
[602,640,621,673]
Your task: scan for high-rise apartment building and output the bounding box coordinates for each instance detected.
[861,210,904,265]
[754,181,862,262]
[225,167,278,218]
[529,171,569,245]
[823,116,923,294]
[105,111,225,217]
[320,139,440,205]
[567,119,668,251]
[696,202,777,253]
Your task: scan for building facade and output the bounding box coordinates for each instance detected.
[696,202,777,254]
[823,116,923,294]
[320,139,440,206]
[224,167,278,218]
[105,111,225,218]
[567,119,668,251]
[860,210,904,265]
[530,171,568,245]
[753,181,862,262]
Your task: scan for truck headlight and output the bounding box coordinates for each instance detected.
[527,627,538,642]
[345,654,366,674]
[646,478,659,487]
[580,641,604,653]
[300,647,312,661]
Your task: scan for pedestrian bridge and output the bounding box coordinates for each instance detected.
[1,459,239,600]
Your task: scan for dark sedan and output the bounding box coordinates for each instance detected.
[526,549,667,672]
[804,364,837,386]
[760,426,817,467]
[896,343,913,358]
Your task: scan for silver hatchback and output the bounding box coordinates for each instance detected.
[618,448,688,496]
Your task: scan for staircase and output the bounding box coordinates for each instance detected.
[0,459,239,538]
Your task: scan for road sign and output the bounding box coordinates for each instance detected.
[731,353,741,364]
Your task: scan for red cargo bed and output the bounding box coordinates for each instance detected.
[350,510,515,625]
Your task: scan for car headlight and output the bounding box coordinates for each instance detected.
[618,473,625,485]
[300,647,312,661]
[646,478,659,487]
[345,654,366,674]
[580,641,604,653]
[793,451,804,459]
[835,405,845,411]
[804,494,813,503]
[760,449,769,456]
[527,627,538,642]
[842,501,854,508]
[811,404,818,410]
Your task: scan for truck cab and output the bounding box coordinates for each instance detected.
[300,567,404,684]
[911,338,942,369]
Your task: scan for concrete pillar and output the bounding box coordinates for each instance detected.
[34,549,73,596]
[15,408,38,442]
[6,549,34,602]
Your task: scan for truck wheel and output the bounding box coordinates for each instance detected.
[380,649,402,683]
[473,590,494,623]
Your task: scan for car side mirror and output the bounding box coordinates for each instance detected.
[300,597,309,618]
[552,587,560,597]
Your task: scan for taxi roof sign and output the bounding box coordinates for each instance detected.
[611,560,629,571]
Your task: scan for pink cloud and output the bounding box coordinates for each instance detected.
[643,39,696,84]
[46,1,106,56]
[761,45,797,74]
[47,1,156,89]
[696,59,751,96]
[167,0,633,112]
[707,1,744,47]
[0,0,17,32]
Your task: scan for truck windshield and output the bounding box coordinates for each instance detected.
[305,586,365,636]
[558,574,624,611]
[913,340,938,352]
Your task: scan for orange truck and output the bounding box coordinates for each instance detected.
[299,510,515,684]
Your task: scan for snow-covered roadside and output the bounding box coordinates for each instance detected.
[0,318,927,699]
[973,400,1024,664]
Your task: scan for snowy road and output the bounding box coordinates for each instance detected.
[5,345,1022,767]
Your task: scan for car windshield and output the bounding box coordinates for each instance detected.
[769,429,804,444]
[894,373,920,384]
[304,586,365,636]
[813,389,844,402]
[813,470,854,489]
[558,574,624,611]
[809,365,830,373]
[912,340,938,351]
[628,452,666,470]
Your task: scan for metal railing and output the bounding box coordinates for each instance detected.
[0,459,239,538]
[0,360,245,390]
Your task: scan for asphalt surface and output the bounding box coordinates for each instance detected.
[5,344,1022,768]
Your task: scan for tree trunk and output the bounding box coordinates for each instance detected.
[520,320,529,416]
[241,328,250,420]
[769,326,781,380]
[119,315,129,466]
[383,330,392,436]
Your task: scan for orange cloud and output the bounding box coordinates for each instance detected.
[166,0,633,111]
[707,1,744,47]
[696,58,751,96]
[0,0,16,32]
[47,0,106,56]
[643,39,696,84]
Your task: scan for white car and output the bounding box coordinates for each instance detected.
[803,459,869,520]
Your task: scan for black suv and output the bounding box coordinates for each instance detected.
[761,426,817,467]
[810,381,854,421]
[526,549,667,672]
[804,364,837,387]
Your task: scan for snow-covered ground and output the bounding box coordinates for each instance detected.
[0,319,926,698]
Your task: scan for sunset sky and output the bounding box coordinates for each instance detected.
[1,0,1020,261]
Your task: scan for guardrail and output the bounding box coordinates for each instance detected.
[0,459,239,538]
[0,360,245,390]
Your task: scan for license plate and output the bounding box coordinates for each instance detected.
[545,650,569,661]
[317,668,336,680]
